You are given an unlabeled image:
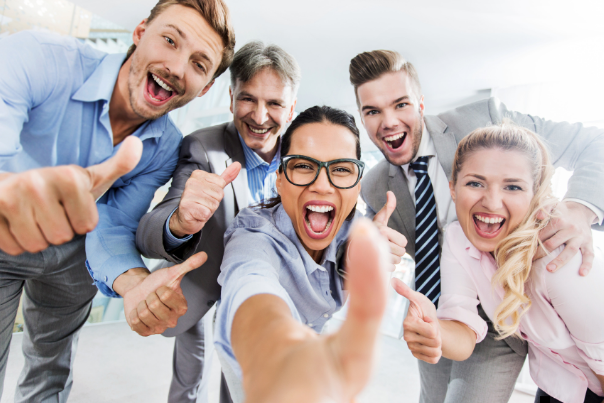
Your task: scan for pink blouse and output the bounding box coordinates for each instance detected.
[437,222,604,403]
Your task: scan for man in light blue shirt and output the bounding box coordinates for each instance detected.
[136,41,300,403]
[0,0,235,400]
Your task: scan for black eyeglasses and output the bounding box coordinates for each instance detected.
[280,155,365,189]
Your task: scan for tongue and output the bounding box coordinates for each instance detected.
[308,211,329,233]
[388,135,405,149]
[148,79,172,101]
[476,219,499,234]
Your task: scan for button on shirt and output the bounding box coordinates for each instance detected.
[0,32,182,297]
[238,133,280,205]
[215,204,355,379]
[438,222,604,403]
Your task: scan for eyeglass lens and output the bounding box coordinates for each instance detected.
[285,158,360,188]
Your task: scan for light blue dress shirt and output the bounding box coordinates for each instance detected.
[0,31,182,297]
[162,131,281,250]
[214,204,356,379]
[237,133,280,205]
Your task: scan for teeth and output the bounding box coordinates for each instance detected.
[152,74,173,92]
[307,205,334,213]
[474,215,504,224]
[248,125,270,134]
[383,133,405,142]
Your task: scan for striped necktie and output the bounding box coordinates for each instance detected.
[409,156,441,307]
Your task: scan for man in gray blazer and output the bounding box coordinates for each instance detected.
[349,50,604,402]
[136,41,300,403]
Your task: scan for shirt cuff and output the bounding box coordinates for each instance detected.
[85,252,146,298]
[563,198,604,225]
[163,208,193,251]
[436,294,487,343]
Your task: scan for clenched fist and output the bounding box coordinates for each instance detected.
[169,162,241,238]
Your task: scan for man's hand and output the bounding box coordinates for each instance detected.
[114,251,207,337]
[243,218,390,403]
[372,191,407,271]
[392,278,442,364]
[0,136,143,255]
[536,201,597,276]
[169,162,241,238]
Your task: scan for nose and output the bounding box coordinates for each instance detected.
[309,167,334,195]
[250,101,269,126]
[381,109,400,132]
[163,51,187,81]
[481,187,503,212]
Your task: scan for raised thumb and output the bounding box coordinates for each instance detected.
[88,136,143,199]
[166,251,208,290]
[373,191,396,226]
[221,162,241,187]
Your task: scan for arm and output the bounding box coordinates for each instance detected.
[491,99,604,274]
[225,219,389,403]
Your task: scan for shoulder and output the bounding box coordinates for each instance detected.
[533,246,583,294]
[442,222,472,259]
[361,160,390,196]
[184,122,231,150]
[12,31,104,64]
[225,206,281,240]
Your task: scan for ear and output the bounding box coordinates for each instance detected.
[275,171,282,196]
[287,98,297,123]
[132,19,147,46]
[229,86,234,114]
[418,95,425,116]
[198,80,215,98]
[449,180,456,203]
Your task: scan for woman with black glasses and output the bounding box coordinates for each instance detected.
[213,105,407,403]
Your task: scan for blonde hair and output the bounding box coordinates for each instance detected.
[349,50,422,107]
[451,122,556,339]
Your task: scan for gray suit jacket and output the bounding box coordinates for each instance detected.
[136,122,249,336]
[361,97,604,353]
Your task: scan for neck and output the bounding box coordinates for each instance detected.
[255,138,279,163]
[306,246,324,264]
[109,57,147,146]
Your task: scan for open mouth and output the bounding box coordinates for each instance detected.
[246,123,272,136]
[383,132,407,151]
[303,202,336,240]
[473,213,506,239]
[144,73,177,106]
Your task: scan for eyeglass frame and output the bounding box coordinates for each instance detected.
[279,155,366,190]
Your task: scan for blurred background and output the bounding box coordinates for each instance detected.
[2,0,603,401]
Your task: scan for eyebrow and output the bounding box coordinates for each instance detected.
[465,174,528,183]
[165,24,215,69]
[237,91,285,104]
[361,95,411,112]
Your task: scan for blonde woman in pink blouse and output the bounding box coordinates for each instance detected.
[393,123,604,403]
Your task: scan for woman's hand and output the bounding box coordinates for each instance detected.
[238,218,390,403]
[372,191,408,270]
[391,278,442,364]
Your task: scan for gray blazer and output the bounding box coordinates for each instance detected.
[136,122,249,336]
[360,97,604,353]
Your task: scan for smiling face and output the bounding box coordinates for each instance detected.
[230,68,296,162]
[276,122,361,259]
[450,148,535,252]
[126,4,224,120]
[357,71,424,166]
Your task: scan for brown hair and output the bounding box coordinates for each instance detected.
[126,0,235,80]
[451,121,556,339]
[349,50,422,106]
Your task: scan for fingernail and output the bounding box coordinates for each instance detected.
[547,263,556,272]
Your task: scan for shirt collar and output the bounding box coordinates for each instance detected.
[274,204,343,275]
[401,125,437,176]
[237,132,281,171]
[72,53,126,103]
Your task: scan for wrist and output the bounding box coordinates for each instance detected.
[113,267,150,297]
[169,208,190,238]
[564,200,597,225]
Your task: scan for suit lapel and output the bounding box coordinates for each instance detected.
[388,163,415,253]
[223,122,248,212]
[424,115,457,180]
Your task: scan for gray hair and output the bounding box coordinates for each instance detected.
[229,41,301,97]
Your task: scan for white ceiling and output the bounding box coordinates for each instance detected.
[71,0,604,114]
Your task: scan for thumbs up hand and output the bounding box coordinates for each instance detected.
[371,191,407,271]
[0,136,142,255]
[391,277,442,364]
[169,162,242,238]
[121,252,208,337]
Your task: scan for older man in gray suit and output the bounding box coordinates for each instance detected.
[349,50,604,403]
[136,41,299,403]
